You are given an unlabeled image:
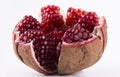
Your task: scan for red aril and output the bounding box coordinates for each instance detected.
[40,5,64,33]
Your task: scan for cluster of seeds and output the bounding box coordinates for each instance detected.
[16,5,99,72]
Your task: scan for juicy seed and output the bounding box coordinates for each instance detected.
[15,15,40,34]
[63,24,92,43]
[41,5,60,14]
[66,7,87,28]
[41,5,64,33]
[66,8,99,33]
[19,29,64,71]
[19,29,43,43]
[78,12,99,32]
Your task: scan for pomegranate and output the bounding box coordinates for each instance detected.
[13,5,107,74]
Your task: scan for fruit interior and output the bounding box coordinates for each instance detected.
[14,5,99,72]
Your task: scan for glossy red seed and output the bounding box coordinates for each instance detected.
[78,12,99,32]
[41,5,64,33]
[15,15,40,34]
[66,7,87,28]
[63,24,92,43]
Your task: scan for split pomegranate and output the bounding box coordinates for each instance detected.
[13,5,107,74]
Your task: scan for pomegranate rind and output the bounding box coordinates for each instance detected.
[13,32,57,74]
[97,16,107,50]
[58,16,107,74]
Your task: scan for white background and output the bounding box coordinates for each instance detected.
[0,0,120,77]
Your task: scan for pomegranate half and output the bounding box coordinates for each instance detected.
[12,5,107,74]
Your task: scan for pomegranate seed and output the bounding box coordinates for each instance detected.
[63,24,92,43]
[66,7,87,28]
[16,15,40,34]
[41,5,64,33]
[78,12,99,32]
